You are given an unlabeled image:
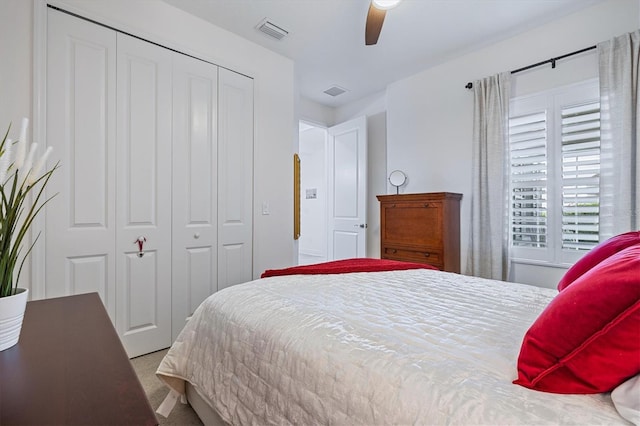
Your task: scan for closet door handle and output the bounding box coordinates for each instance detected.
[134,236,147,258]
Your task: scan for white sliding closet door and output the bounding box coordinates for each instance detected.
[171,54,218,340]
[115,33,173,357]
[218,69,254,290]
[45,9,117,319]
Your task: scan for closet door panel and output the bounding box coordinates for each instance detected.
[124,252,159,327]
[68,256,108,296]
[171,54,218,340]
[220,243,246,288]
[116,33,173,357]
[218,69,254,291]
[186,247,214,310]
[45,9,117,318]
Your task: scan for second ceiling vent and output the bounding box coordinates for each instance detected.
[323,86,348,97]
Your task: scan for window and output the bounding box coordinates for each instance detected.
[509,80,600,265]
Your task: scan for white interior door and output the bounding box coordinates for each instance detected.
[327,116,368,260]
[217,68,254,290]
[115,33,173,357]
[45,9,117,318]
[171,54,218,340]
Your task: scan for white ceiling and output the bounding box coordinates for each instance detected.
[164,0,603,107]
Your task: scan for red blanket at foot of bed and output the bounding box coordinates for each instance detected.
[261,258,437,278]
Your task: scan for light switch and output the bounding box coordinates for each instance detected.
[306,188,317,199]
[262,201,270,215]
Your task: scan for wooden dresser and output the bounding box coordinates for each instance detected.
[377,192,462,273]
[0,293,158,425]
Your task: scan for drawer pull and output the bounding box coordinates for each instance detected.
[424,253,430,258]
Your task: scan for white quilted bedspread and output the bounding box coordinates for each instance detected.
[157,269,626,425]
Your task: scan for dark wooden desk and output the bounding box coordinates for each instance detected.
[0,293,158,425]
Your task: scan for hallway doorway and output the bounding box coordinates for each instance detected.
[298,121,328,265]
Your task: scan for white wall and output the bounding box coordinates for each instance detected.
[299,126,327,259]
[386,0,639,288]
[1,1,35,288]
[334,91,386,124]
[0,1,32,127]
[364,111,387,259]
[299,96,335,127]
[1,0,295,292]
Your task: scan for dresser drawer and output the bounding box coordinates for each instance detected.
[382,246,443,268]
[381,202,443,247]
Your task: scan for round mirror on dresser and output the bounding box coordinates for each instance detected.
[388,170,407,194]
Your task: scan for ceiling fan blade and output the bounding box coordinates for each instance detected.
[365,2,386,46]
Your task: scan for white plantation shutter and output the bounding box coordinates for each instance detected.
[509,79,600,265]
[561,102,601,251]
[509,111,548,248]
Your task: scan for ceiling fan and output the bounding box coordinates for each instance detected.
[365,0,402,46]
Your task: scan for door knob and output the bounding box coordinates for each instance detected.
[134,236,147,258]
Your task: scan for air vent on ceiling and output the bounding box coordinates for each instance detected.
[256,18,289,40]
[323,86,348,97]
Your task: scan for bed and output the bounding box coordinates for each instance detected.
[156,247,640,425]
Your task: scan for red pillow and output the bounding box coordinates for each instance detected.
[558,231,640,291]
[514,244,640,394]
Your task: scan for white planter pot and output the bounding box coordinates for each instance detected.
[0,288,29,351]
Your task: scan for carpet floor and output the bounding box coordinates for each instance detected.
[130,349,203,426]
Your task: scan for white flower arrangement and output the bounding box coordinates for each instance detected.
[0,118,58,297]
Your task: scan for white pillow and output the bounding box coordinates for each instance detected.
[612,375,640,425]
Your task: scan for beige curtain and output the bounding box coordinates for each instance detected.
[598,30,640,236]
[466,72,511,280]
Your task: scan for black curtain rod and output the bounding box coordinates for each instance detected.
[464,45,597,89]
